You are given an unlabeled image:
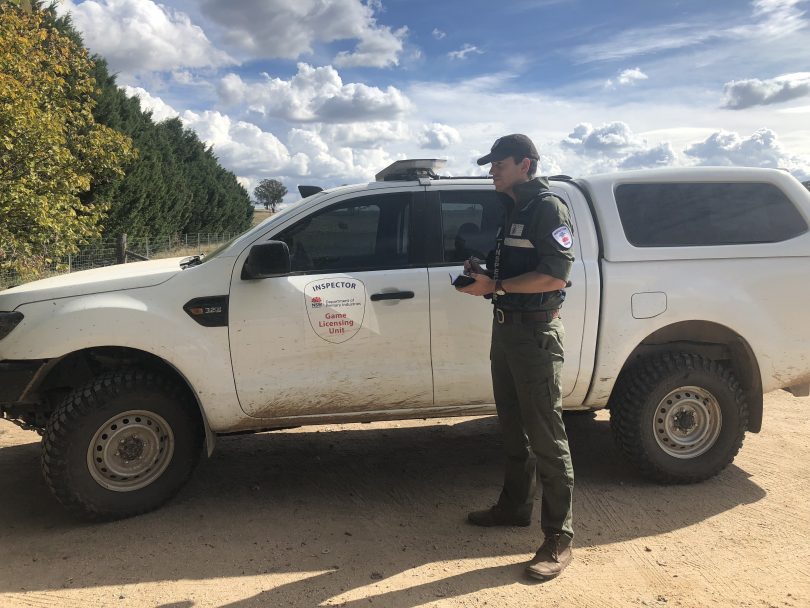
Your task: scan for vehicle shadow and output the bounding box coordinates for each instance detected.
[0,413,765,606]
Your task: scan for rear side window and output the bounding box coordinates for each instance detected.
[615,182,808,247]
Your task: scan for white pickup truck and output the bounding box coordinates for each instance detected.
[2,161,809,520]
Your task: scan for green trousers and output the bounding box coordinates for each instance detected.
[490,317,575,539]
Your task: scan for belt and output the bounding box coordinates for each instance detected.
[494,308,560,324]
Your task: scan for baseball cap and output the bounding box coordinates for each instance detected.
[476,134,539,165]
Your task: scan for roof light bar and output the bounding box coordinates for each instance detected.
[375,159,447,182]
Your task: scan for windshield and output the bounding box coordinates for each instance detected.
[189,192,321,266]
[196,234,240,264]
[187,191,335,267]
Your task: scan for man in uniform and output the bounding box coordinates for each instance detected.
[458,134,576,580]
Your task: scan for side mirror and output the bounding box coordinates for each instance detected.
[241,241,291,280]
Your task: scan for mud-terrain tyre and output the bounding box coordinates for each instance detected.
[610,352,748,484]
[42,369,203,520]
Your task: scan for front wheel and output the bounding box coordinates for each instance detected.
[610,353,749,483]
[42,369,203,519]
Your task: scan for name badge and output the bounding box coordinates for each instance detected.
[509,224,524,237]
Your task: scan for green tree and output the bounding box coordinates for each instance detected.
[0,4,134,278]
[254,179,287,212]
[81,58,252,239]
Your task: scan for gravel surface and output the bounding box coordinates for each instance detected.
[0,391,808,607]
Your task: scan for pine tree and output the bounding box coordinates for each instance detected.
[41,3,254,240]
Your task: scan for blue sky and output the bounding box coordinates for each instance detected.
[56,0,810,201]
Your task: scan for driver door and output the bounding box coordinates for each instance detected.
[228,189,434,419]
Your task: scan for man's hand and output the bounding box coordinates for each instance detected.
[458,272,496,296]
[463,257,488,275]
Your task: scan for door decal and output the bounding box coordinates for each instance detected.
[304,278,367,343]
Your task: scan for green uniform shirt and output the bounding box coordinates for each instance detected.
[493,178,575,311]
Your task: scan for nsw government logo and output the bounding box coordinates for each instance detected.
[310,296,323,308]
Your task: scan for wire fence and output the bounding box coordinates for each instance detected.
[0,232,236,290]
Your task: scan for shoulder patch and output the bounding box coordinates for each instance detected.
[551,225,573,249]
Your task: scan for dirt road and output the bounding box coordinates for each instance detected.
[1,391,808,607]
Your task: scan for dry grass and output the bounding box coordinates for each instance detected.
[252,208,275,226]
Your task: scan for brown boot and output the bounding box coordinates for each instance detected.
[524,534,573,580]
[467,505,531,527]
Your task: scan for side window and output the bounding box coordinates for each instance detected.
[440,191,504,262]
[276,193,411,272]
[616,182,808,247]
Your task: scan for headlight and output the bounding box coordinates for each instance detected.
[0,312,24,340]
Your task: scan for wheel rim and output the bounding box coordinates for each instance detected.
[653,386,722,459]
[86,410,175,492]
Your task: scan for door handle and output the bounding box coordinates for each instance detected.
[370,291,414,301]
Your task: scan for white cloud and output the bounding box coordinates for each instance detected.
[199,0,407,68]
[723,72,810,108]
[217,73,247,106]
[448,44,484,60]
[286,128,399,181]
[557,124,809,178]
[538,154,563,176]
[683,128,810,178]
[57,0,234,74]
[170,70,211,87]
[571,0,808,63]
[123,86,179,121]
[557,122,682,173]
[156,107,403,198]
[318,82,411,122]
[217,64,410,124]
[180,110,308,177]
[418,123,462,150]
[432,28,447,40]
[618,68,648,85]
[684,129,780,166]
[562,122,640,156]
[750,0,808,35]
[778,104,810,113]
[286,129,345,177]
[320,122,411,148]
[605,67,649,89]
[620,142,677,169]
[334,26,408,68]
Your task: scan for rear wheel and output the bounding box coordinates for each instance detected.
[610,352,748,483]
[42,369,203,519]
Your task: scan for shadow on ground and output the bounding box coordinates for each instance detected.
[0,413,765,606]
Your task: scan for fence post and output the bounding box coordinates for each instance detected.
[117,234,127,264]
[68,254,72,273]
[146,236,150,259]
